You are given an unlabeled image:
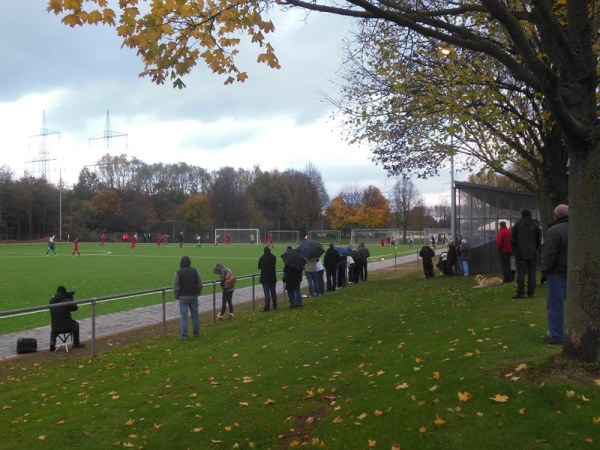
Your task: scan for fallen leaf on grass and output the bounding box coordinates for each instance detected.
[515,363,528,372]
[592,417,600,424]
[432,371,441,381]
[434,415,446,426]
[566,390,576,398]
[489,394,509,403]
[374,409,384,416]
[457,391,472,402]
[396,382,410,390]
[125,419,135,425]
[239,402,249,407]
[519,408,527,415]
[37,435,46,441]
[358,412,368,420]
[418,426,427,433]
[368,439,377,447]
[333,416,343,424]
[264,399,275,405]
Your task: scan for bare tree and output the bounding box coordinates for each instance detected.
[391,178,423,244]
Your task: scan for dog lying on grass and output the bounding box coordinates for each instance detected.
[473,274,503,288]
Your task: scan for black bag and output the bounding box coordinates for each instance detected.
[17,337,37,354]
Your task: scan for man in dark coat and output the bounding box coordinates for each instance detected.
[173,256,203,338]
[419,245,436,279]
[510,209,542,299]
[49,286,84,351]
[446,240,457,275]
[540,204,569,344]
[323,243,341,291]
[258,246,277,311]
[282,247,303,308]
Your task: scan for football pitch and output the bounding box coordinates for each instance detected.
[0,240,412,333]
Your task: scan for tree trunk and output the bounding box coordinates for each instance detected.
[563,142,600,361]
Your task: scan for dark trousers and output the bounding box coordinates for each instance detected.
[220,290,234,314]
[262,283,277,310]
[356,260,368,281]
[422,259,435,279]
[499,252,512,282]
[516,258,537,296]
[50,321,80,346]
[326,268,337,291]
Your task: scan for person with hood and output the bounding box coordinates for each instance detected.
[356,241,371,282]
[282,246,304,308]
[258,246,278,311]
[213,263,235,319]
[510,209,542,299]
[540,204,569,344]
[496,221,513,283]
[49,286,85,351]
[419,244,436,279]
[323,243,341,291]
[173,256,203,339]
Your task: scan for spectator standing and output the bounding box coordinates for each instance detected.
[446,240,457,275]
[324,243,340,291]
[258,246,278,311]
[213,263,236,319]
[458,239,471,277]
[49,286,84,351]
[282,247,303,308]
[315,259,325,295]
[173,256,203,339]
[510,209,542,299]
[496,221,513,283]
[540,204,569,344]
[304,258,319,297]
[419,244,436,279]
[356,241,371,282]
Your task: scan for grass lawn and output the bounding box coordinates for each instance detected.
[1,265,599,449]
[0,241,413,333]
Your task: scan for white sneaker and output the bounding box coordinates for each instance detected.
[227,313,234,320]
[217,314,224,320]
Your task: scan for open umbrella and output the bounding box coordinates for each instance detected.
[297,240,324,259]
[281,249,306,270]
[334,246,349,257]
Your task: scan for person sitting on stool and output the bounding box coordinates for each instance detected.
[49,286,85,351]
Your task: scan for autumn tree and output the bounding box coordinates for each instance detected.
[48,1,600,360]
[327,185,389,234]
[390,178,423,244]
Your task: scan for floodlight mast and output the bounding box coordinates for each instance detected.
[88,110,128,152]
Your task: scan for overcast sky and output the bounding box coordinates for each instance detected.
[1,2,452,205]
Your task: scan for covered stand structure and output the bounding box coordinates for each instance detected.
[453,182,538,274]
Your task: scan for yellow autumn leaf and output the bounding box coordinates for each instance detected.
[225,425,232,431]
[432,371,441,380]
[515,363,528,372]
[153,423,162,429]
[419,426,427,433]
[396,382,410,390]
[566,390,576,398]
[123,443,134,448]
[429,385,439,392]
[192,427,203,432]
[37,435,46,441]
[377,370,385,376]
[55,419,65,425]
[464,352,474,357]
[189,392,198,398]
[457,391,472,402]
[519,408,527,415]
[489,394,509,403]
[264,399,276,405]
[592,416,600,424]
[358,412,368,420]
[239,402,249,407]
[368,439,377,447]
[374,409,384,416]
[434,415,446,426]
[333,416,343,424]
[125,419,135,425]
[392,445,401,450]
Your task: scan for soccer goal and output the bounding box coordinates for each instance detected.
[308,230,341,244]
[350,229,400,246]
[267,230,299,245]
[214,228,261,245]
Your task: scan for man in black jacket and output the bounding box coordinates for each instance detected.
[540,204,569,344]
[323,243,340,291]
[173,256,203,338]
[510,209,542,299]
[49,286,84,351]
[258,246,277,311]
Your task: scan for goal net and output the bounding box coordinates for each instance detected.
[308,230,341,244]
[350,229,400,246]
[267,230,299,245]
[214,228,261,245]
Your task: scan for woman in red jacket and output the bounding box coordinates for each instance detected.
[496,221,513,283]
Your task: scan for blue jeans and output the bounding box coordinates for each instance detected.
[546,274,567,341]
[262,283,277,309]
[462,260,469,276]
[305,271,318,297]
[178,299,199,338]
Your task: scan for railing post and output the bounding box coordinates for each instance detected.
[91,299,97,358]
[212,282,217,322]
[252,275,256,311]
[161,288,167,337]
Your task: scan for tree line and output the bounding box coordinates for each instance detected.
[0,155,445,243]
